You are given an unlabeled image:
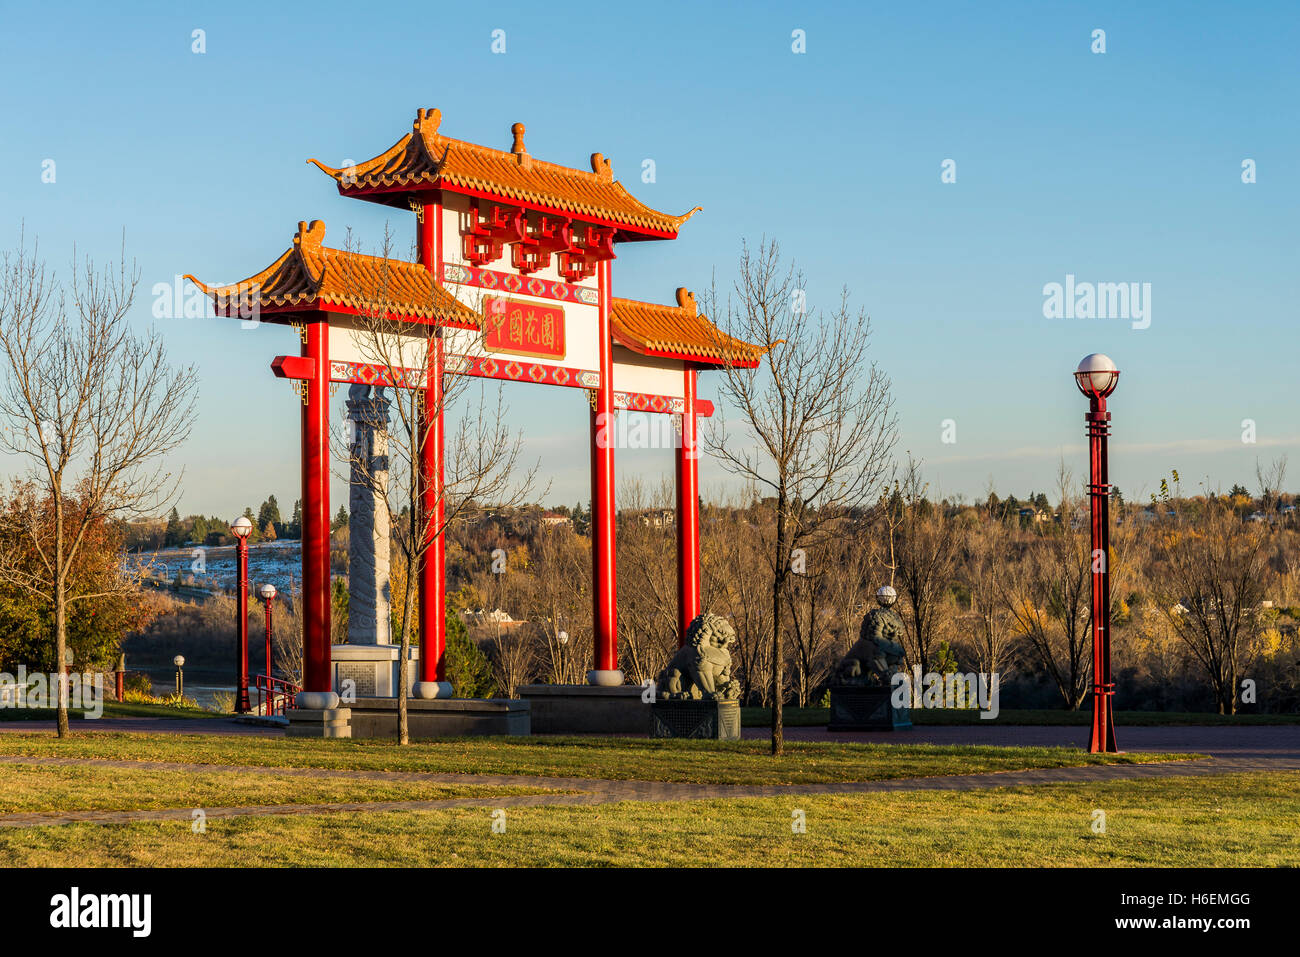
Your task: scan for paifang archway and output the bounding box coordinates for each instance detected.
[188,107,763,707]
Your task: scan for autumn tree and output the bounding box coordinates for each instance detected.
[0,234,195,736]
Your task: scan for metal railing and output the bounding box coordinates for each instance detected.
[253,673,300,717]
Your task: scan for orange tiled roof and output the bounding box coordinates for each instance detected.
[185,221,479,326]
[307,108,700,236]
[612,288,766,367]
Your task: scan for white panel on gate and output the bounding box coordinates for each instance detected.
[612,346,685,399]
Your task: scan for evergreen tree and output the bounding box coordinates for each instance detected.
[290,499,303,539]
[242,506,261,542]
[444,607,496,697]
[333,505,349,530]
[258,495,282,534]
[164,507,183,547]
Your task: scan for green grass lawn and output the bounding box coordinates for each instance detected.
[0,732,1192,786]
[0,763,555,813]
[742,706,1300,727]
[2,771,1291,867]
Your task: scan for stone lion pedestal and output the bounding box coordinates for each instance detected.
[651,699,741,740]
[649,613,743,740]
[827,586,912,733]
[828,688,911,731]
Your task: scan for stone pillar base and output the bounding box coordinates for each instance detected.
[517,684,648,735]
[286,707,352,738]
[586,669,625,687]
[413,680,454,699]
[295,690,340,711]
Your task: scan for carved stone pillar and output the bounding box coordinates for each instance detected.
[346,385,391,646]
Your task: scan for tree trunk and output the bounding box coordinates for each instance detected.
[398,574,414,746]
[55,575,69,737]
[771,494,786,756]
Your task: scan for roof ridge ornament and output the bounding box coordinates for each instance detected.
[294,220,326,251]
[590,152,613,182]
[511,122,532,170]
[415,107,442,135]
[293,220,327,285]
[675,287,697,314]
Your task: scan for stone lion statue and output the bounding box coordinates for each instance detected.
[835,586,907,687]
[658,613,742,701]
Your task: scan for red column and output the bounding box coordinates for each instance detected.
[417,333,448,693]
[676,365,701,646]
[589,258,620,683]
[300,316,333,704]
[1087,397,1118,753]
[415,197,450,697]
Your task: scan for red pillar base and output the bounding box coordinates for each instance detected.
[1088,684,1119,753]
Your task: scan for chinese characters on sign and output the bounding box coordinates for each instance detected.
[482,296,566,360]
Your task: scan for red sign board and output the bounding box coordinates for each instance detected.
[482,296,566,360]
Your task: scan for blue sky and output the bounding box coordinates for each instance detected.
[2,1,1296,517]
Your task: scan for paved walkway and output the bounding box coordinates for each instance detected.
[745,724,1300,762]
[0,731,1295,829]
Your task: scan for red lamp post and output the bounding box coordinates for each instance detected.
[231,515,253,713]
[1075,353,1120,754]
[260,583,277,681]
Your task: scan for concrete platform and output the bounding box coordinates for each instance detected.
[517,684,650,735]
[346,697,530,738]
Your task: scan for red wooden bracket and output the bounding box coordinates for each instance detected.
[272,355,314,380]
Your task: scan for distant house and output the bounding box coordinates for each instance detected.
[617,508,675,528]
[464,608,524,630]
[638,509,675,528]
[540,511,572,528]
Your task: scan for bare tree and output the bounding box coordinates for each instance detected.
[962,515,1017,680]
[1256,456,1288,520]
[703,489,774,704]
[524,522,591,686]
[1001,471,1093,709]
[0,234,196,736]
[616,477,678,685]
[893,458,957,674]
[335,227,537,743]
[1153,500,1269,713]
[703,239,896,754]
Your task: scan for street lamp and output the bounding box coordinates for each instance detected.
[231,515,253,713]
[173,655,185,696]
[1075,353,1119,753]
[260,583,277,686]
